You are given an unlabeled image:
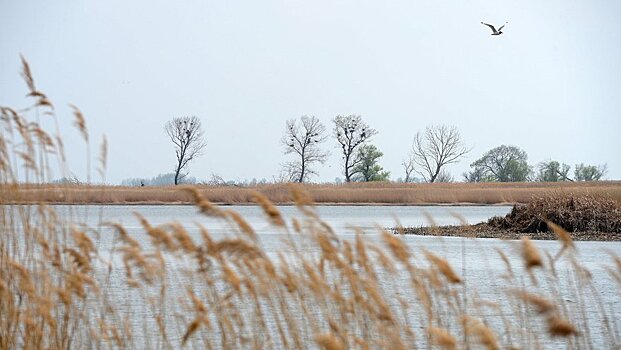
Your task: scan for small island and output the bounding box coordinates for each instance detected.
[398,194,621,241]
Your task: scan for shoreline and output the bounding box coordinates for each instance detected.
[398,223,621,241]
[0,201,517,207]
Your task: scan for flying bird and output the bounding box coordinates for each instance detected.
[481,21,507,35]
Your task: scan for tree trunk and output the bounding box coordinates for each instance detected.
[299,148,306,183]
[344,154,351,182]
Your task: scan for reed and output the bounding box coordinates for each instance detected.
[1,58,619,350]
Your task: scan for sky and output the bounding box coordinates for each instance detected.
[1,0,620,184]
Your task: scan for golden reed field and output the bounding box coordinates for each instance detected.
[3,181,621,205]
[2,59,621,349]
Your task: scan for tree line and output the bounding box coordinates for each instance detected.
[463,145,607,182]
[159,115,608,186]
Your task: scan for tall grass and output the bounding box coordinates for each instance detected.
[4,181,621,205]
[1,59,620,349]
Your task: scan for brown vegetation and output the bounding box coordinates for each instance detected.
[488,193,621,233]
[3,181,621,205]
[3,185,618,348]
[402,194,621,240]
[2,58,620,349]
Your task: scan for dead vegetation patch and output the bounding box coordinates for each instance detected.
[488,194,621,233]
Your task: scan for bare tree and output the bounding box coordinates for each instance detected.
[275,161,300,183]
[402,155,415,183]
[435,169,454,183]
[164,116,206,185]
[333,115,378,182]
[281,115,328,183]
[411,125,470,183]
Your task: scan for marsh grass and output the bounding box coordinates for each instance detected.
[4,181,621,205]
[1,59,620,349]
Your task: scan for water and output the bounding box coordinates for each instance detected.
[66,204,512,234]
[23,205,621,348]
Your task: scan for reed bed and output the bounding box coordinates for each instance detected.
[2,59,621,349]
[488,194,621,233]
[5,181,621,205]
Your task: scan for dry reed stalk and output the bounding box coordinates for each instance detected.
[342,240,354,266]
[187,290,209,319]
[424,250,462,284]
[367,245,397,274]
[607,254,621,287]
[182,186,225,217]
[278,255,299,293]
[314,332,345,350]
[460,315,500,350]
[606,266,621,287]
[251,191,285,227]
[291,217,302,233]
[214,238,265,261]
[71,227,95,258]
[354,233,376,280]
[521,237,543,269]
[20,54,36,93]
[70,105,88,142]
[135,214,176,251]
[427,327,457,349]
[545,250,558,278]
[494,247,513,280]
[9,259,35,297]
[423,268,444,289]
[168,222,197,253]
[225,209,256,240]
[547,315,578,337]
[363,278,395,323]
[569,257,593,282]
[98,135,107,179]
[381,230,410,264]
[220,260,242,294]
[107,222,140,247]
[0,276,7,294]
[64,248,91,273]
[33,126,55,150]
[302,260,326,296]
[546,221,574,259]
[613,255,621,272]
[510,290,556,314]
[182,317,203,345]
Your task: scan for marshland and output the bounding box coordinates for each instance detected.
[2,76,621,348]
[4,181,621,205]
[3,1,621,349]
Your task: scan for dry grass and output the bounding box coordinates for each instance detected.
[1,58,620,350]
[488,193,621,233]
[3,180,621,205]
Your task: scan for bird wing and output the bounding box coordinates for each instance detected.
[498,22,507,31]
[481,22,497,33]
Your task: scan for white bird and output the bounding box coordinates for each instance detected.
[481,21,507,35]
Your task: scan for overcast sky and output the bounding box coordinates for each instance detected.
[1,0,619,184]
